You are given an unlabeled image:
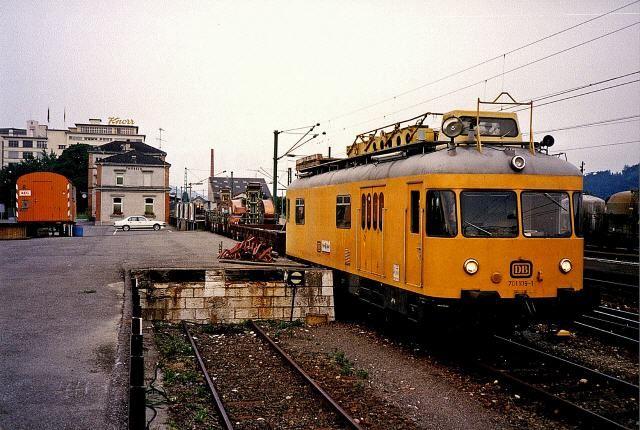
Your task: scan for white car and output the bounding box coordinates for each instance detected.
[114,216,166,231]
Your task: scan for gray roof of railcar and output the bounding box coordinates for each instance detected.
[288,146,582,190]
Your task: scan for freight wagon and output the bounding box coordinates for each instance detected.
[16,172,77,236]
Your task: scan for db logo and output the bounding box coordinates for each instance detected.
[510,261,532,278]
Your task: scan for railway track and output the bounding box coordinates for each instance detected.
[182,321,363,430]
[574,306,639,347]
[475,335,639,430]
[584,248,639,263]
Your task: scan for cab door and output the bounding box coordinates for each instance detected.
[358,190,372,273]
[405,183,423,287]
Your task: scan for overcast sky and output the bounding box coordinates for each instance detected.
[1,0,638,192]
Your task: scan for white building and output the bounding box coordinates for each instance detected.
[93,147,170,225]
[1,117,146,168]
[0,121,50,168]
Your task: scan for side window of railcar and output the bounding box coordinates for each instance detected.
[336,195,351,228]
[286,198,290,222]
[379,193,384,231]
[572,192,584,237]
[361,194,366,229]
[521,191,571,237]
[426,190,457,237]
[373,193,378,230]
[410,191,420,233]
[461,191,517,237]
[366,193,372,230]
[295,198,305,225]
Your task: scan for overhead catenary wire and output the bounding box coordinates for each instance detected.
[523,115,640,135]
[323,21,640,138]
[324,0,640,122]
[555,140,640,151]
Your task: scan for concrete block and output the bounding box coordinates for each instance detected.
[310,296,330,307]
[185,298,205,309]
[234,308,250,320]
[179,288,194,298]
[195,309,211,321]
[304,270,322,287]
[204,281,226,297]
[321,286,334,297]
[205,270,224,282]
[172,309,195,321]
[293,296,309,307]
[153,283,169,289]
[321,270,334,287]
[227,297,252,309]
[258,307,274,319]
[206,297,229,309]
[251,296,273,308]
[272,286,286,297]
[271,307,284,319]
[246,308,259,319]
[192,288,204,298]
[272,296,293,308]
[169,298,186,310]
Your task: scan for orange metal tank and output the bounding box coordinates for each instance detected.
[16,172,76,223]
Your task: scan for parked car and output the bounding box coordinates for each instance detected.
[114,216,166,231]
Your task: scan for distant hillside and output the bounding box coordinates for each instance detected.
[584,164,638,200]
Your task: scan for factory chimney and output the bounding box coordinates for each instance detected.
[210,149,215,178]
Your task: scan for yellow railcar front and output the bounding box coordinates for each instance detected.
[286,145,584,319]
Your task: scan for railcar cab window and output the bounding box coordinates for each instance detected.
[572,192,583,237]
[373,193,378,230]
[426,190,457,237]
[295,198,305,224]
[361,194,366,229]
[459,116,518,137]
[461,191,517,237]
[336,195,351,228]
[378,193,384,230]
[521,191,571,237]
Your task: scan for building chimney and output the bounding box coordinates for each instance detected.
[210,149,215,178]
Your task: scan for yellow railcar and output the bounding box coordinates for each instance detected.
[286,100,585,324]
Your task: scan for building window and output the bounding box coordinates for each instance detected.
[113,197,123,215]
[295,198,305,225]
[22,140,33,148]
[336,195,351,228]
[58,145,66,150]
[116,174,124,186]
[145,198,154,216]
[37,141,47,149]
[22,152,33,159]
[426,190,457,237]
[8,151,19,159]
[8,140,18,148]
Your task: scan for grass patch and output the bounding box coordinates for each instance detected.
[156,331,192,358]
[331,350,369,379]
[194,406,209,423]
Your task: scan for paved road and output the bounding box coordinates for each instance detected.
[0,225,235,430]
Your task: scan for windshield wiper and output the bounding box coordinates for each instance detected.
[464,221,493,236]
[543,192,568,212]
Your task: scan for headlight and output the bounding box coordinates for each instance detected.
[510,155,526,171]
[559,258,572,274]
[464,258,479,275]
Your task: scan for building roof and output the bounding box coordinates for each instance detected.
[209,176,271,199]
[96,150,170,166]
[90,140,165,155]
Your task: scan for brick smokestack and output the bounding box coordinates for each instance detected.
[210,149,215,178]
